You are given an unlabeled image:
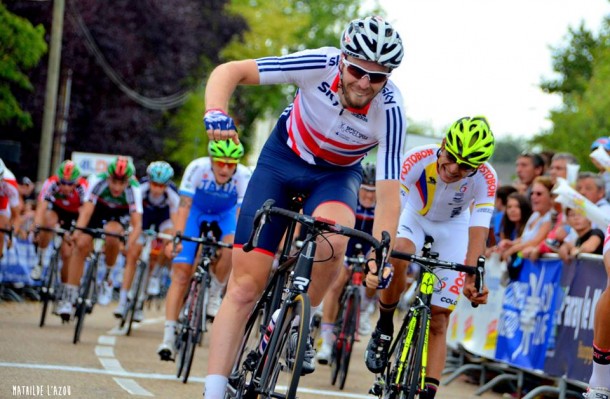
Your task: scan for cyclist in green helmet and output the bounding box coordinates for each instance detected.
[57,156,143,321]
[30,160,88,284]
[364,116,495,399]
[157,140,252,361]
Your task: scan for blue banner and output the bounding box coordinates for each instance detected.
[543,257,605,381]
[495,258,564,371]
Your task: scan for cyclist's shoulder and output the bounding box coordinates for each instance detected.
[400,144,439,173]
[472,161,498,193]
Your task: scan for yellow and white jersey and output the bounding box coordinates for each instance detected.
[399,144,497,228]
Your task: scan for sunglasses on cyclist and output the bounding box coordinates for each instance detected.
[212,159,238,169]
[150,181,167,188]
[59,180,76,186]
[342,58,391,84]
[360,184,376,192]
[443,150,478,173]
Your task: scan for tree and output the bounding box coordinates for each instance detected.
[532,18,610,170]
[167,0,381,167]
[0,3,47,129]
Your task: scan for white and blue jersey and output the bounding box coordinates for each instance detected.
[139,177,180,232]
[234,47,407,255]
[174,157,251,265]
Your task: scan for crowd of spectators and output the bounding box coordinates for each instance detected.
[487,137,610,278]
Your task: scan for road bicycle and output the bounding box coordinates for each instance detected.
[370,236,485,399]
[35,225,70,328]
[160,223,232,384]
[226,198,390,399]
[330,243,367,390]
[72,226,126,344]
[118,227,158,336]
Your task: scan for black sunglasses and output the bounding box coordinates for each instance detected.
[443,150,477,172]
[59,180,76,186]
[342,58,391,84]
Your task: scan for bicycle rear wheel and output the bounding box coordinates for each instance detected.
[258,293,310,399]
[74,258,97,344]
[338,289,359,390]
[39,251,59,328]
[181,277,206,383]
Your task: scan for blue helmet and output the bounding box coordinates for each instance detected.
[146,161,174,184]
[591,137,610,152]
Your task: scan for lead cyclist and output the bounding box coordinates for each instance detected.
[364,116,495,399]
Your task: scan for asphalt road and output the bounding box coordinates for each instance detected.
[0,299,504,399]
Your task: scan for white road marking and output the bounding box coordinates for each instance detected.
[99,357,124,372]
[95,346,115,357]
[113,377,154,396]
[0,362,370,398]
[98,335,117,345]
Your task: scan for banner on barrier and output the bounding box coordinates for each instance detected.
[495,258,563,371]
[447,253,506,358]
[544,257,605,382]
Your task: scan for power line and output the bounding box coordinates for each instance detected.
[67,1,191,110]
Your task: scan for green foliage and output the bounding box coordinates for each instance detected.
[490,136,526,163]
[168,0,381,168]
[533,18,610,171]
[0,3,47,129]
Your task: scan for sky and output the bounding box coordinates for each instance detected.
[378,0,610,139]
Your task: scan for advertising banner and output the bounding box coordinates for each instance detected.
[544,257,605,381]
[447,253,506,358]
[495,258,563,371]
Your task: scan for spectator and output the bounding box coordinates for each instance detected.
[589,136,610,201]
[493,192,532,254]
[548,152,578,185]
[501,176,554,262]
[515,152,545,198]
[540,150,556,174]
[576,172,610,215]
[490,185,518,246]
[557,207,604,263]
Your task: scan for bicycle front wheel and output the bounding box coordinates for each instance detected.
[39,252,59,328]
[73,257,98,344]
[386,307,428,399]
[338,289,359,390]
[258,293,311,399]
[181,277,206,384]
[123,260,147,336]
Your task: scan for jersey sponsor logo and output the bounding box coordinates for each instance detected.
[440,296,458,306]
[428,176,436,185]
[400,148,435,178]
[338,122,369,141]
[478,164,497,197]
[381,86,397,105]
[329,55,340,67]
[317,81,340,107]
[448,272,466,296]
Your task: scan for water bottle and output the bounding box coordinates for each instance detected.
[259,309,280,354]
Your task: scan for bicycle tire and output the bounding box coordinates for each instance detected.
[176,284,193,379]
[124,260,147,336]
[73,257,98,344]
[225,299,266,399]
[338,289,360,390]
[386,307,427,399]
[181,277,206,384]
[39,251,59,328]
[258,293,310,399]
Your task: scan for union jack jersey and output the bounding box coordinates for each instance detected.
[256,47,406,180]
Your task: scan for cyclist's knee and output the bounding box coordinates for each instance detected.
[170,263,191,286]
[316,235,348,263]
[226,273,265,306]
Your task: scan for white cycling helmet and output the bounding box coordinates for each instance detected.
[340,16,404,69]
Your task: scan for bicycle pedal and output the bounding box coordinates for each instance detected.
[368,382,382,396]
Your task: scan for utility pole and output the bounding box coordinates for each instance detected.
[37,0,65,185]
[52,69,72,172]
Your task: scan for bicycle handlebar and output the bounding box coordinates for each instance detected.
[391,250,486,308]
[73,226,128,243]
[35,225,70,237]
[244,199,391,271]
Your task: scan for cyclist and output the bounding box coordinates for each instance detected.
[0,158,22,259]
[364,116,494,399]
[157,140,251,361]
[583,223,610,398]
[202,16,405,398]
[316,162,379,364]
[56,156,143,320]
[30,160,88,281]
[113,161,179,322]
